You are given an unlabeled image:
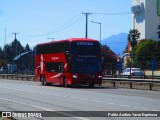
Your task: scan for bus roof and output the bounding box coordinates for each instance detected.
[36,38,99,46]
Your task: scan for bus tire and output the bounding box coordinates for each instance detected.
[62,77,67,87]
[46,82,52,86]
[89,84,94,88]
[41,76,46,85]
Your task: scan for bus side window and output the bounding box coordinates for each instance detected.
[46,62,64,72]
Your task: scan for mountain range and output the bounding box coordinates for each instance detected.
[101,33,128,55]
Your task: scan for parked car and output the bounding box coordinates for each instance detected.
[121,68,145,76]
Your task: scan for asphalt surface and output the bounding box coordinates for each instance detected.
[0,79,160,120]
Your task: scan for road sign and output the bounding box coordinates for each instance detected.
[116,61,122,71]
[150,60,157,70]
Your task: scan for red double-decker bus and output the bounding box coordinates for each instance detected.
[35,38,102,87]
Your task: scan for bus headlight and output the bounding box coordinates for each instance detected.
[73,75,78,78]
[98,75,102,78]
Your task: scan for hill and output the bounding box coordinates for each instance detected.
[101,33,128,55]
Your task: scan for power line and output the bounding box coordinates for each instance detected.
[19,14,83,37]
[102,41,128,44]
[93,12,131,15]
[17,11,131,38]
[48,15,84,35]
[47,38,54,41]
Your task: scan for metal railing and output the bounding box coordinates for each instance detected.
[0,74,35,81]
[102,77,160,90]
[0,74,160,90]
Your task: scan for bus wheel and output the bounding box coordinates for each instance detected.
[46,82,52,86]
[62,77,67,87]
[89,84,94,88]
[41,77,46,85]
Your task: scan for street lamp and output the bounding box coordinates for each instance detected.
[91,21,101,44]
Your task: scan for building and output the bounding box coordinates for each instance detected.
[132,0,160,41]
[13,51,35,74]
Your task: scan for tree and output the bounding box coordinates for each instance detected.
[128,29,140,48]
[0,39,29,66]
[101,45,117,75]
[3,44,12,61]
[101,45,117,63]
[9,39,25,57]
[24,44,31,52]
[0,47,3,59]
[130,39,159,69]
[154,40,160,61]
[157,23,160,39]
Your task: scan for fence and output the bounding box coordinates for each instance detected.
[103,62,160,77]
[0,74,160,91]
[0,74,35,81]
[102,77,160,91]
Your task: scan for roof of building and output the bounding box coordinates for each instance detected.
[13,51,34,61]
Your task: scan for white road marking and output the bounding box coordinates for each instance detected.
[119,104,132,108]
[0,97,54,111]
[2,87,159,112]
[0,97,90,120]
[132,106,151,111]
[71,97,87,101]
[103,102,115,105]
[93,100,102,103]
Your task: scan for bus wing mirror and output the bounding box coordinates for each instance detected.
[61,62,64,72]
[65,51,71,62]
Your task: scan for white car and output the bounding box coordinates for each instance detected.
[121,68,145,76]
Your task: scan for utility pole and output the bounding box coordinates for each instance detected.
[13,32,19,40]
[4,28,6,46]
[82,12,92,38]
[12,32,19,57]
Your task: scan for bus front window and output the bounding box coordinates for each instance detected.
[71,41,101,55]
[71,58,102,73]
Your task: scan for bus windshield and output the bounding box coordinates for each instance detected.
[71,41,101,55]
[71,58,102,73]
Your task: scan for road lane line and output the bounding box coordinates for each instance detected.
[103,102,116,105]
[2,87,159,112]
[0,97,90,120]
[0,97,54,111]
[132,106,155,111]
[3,87,87,101]
[119,104,132,108]
[71,97,87,101]
[93,100,102,103]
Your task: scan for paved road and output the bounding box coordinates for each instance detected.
[0,79,160,120]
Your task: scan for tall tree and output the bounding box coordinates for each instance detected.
[0,47,3,59]
[101,45,117,63]
[24,44,31,52]
[10,39,25,57]
[130,39,159,68]
[128,29,140,48]
[3,44,12,61]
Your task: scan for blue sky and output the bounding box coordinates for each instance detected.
[0,0,132,47]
